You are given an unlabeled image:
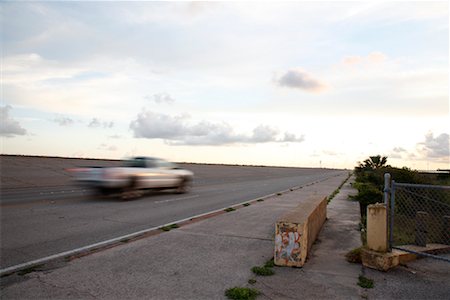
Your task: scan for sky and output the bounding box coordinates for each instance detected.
[1,1,449,170]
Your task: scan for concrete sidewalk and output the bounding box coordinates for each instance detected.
[2,173,448,299]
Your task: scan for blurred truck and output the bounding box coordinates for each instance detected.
[71,156,193,197]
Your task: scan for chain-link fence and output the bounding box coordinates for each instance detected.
[390,181,450,262]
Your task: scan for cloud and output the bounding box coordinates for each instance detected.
[109,134,122,139]
[53,116,74,126]
[88,118,114,129]
[275,69,327,93]
[342,56,363,66]
[417,132,449,158]
[341,51,387,66]
[282,132,305,143]
[130,110,305,146]
[367,52,387,64]
[98,143,117,151]
[145,92,175,104]
[393,147,407,153]
[0,105,27,137]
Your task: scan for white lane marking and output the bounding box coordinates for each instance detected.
[154,194,199,204]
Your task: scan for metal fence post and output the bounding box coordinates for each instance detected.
[384,173,391,251]
[389,180,396,250]
[384,173,391,205]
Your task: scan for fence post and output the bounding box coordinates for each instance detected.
[384,173,391,205]
[389,181,396,250]
[384,173,391,251]
[415,211,428,247]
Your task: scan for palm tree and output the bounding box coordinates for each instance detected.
[361,155,388,170]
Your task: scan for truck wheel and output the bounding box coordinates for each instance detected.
[175,178,191,194]
[121,177,139,200]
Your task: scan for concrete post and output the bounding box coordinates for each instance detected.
[367,203,388,252]
[415,211,428,247]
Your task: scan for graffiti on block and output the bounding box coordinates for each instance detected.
[275,223,301,263]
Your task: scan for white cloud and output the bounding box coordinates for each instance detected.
[417,132,449,158]
[53,116,74,126]
[275,69,327,93]
[341,52,387,67]
[0,106,27,137]
[98,143,117,151]
[88,118,114,129]
[145,92,175,104]
[130,110,305,146]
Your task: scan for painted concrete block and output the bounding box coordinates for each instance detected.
[274,196,327,267]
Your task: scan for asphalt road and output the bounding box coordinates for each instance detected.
[0,156,347,269]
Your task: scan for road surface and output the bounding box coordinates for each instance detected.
[0,155,347,269]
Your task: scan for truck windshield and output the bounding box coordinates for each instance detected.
[123,158,147,168]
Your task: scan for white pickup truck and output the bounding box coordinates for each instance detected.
[72,157,194,196]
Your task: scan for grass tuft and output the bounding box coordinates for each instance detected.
[160,224,179,231]
[225,287,260,300]
[224,207,236,212]
[345,247,362,264]
[243,203,250,207]
[358,275,374,289]
[251,266,274,276]
[264,258,275,268]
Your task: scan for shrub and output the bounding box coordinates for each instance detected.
[225,287,260,300]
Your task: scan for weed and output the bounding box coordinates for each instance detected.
[251,266,274,276]
[225,287,260,300]
[264,258,274,268]
[277,192,282,196]
[243,203,250,207]
[345,247,362,264]
[256,199,264,202]
[358,275,374,289]
[160,224,179,231]
[248,279,257,285]
[17,264,44,276]
[224,207,236,212]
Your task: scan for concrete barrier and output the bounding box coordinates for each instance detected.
[274,196,327,267]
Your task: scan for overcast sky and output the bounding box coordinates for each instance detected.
[1,1,449,169]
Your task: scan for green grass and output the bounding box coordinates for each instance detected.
[345,247,362,264]
[160,224,179,231]
[358,275,374,289]
[225,287,260,300]
[224,207,236,212]
[251,266,274,276]
[264,258,275,268]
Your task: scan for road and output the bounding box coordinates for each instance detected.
[0,156,347,270]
